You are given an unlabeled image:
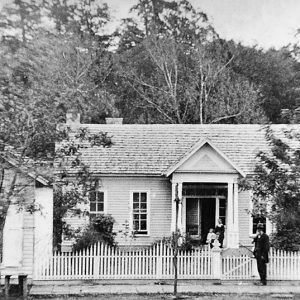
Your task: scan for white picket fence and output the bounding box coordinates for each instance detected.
[34,242,212,280]
[222,248,300,280]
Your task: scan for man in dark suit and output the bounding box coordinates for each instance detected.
[253,223,270,285]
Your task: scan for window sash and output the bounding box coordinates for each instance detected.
[90,191,105,214]
[132,192,148,234]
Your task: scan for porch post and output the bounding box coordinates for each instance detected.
[171,181,183,233]
[177,182,183,233]
[226,182,233,247]
[226,182,239,248]
[233,182,239,245]
[171,181,176,232]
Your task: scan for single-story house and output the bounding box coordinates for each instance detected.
[0,153,53,282]
[61,114,298,249]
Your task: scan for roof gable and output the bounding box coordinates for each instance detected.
[165,139,246,177]
[1,153,51,186]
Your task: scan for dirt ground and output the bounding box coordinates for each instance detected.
[7,294,299,300]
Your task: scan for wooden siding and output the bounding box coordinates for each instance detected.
[1,168,36,278]
[64,177,172,246]
[64,177,254,247]
[103,177,172,246]
[238,190,252,246]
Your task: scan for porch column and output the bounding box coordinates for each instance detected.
[226,182,239,248]
[171,181,183,233]
[177,182,183,233]
[233,182,239,244]
[171,182,176,232]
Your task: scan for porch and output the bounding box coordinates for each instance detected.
[170,175,239,249]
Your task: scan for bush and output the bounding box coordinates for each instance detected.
[73,214,116,252]
[152,234,194,252]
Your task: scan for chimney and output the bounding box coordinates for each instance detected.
[105,117,123,124]
[66,110,80,125]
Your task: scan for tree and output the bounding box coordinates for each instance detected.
[117,0,216,51]
[0,28,118,258]
[116,35,266,124]
[27,32,118,122]
[53,123,113,249]
[45,0,111,43]
[223,41,300,123]
[246,126,300,251]
[0,0,42,44]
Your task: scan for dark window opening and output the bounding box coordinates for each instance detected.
[183,183,227,197]
[252,216,266,233]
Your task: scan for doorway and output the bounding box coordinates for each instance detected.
[186,198,216,242]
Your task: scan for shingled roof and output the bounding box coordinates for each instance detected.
[75,124,300,177]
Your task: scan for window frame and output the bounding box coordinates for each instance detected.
[130,190,150,236]
[89,189,108,217]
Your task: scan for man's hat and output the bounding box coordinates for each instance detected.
[257,223,264,230]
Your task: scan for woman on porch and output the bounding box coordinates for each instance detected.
[215,219,225,248]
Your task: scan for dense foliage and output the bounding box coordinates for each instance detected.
[249,127,300,251]
[73,214,116,251]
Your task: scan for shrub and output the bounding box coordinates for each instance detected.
[73,214,116,252]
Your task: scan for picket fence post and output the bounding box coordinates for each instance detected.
[211,242,222,279]
[156,242,163,279]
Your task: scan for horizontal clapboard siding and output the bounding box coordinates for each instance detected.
[103,176,172,246]
[238,190,252,246]
[21,179,35,278]
[64,177,172,246]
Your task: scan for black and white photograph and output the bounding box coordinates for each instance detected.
[0,0,300,299]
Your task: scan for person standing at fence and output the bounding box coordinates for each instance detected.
[253,223,270,285]
[215,219,225,248]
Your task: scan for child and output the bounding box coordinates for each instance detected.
[206,228,216,249]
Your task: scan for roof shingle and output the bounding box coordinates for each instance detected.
[75,124,300,176]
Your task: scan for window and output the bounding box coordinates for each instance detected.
[218,198,226,226]
[252,216,266,233]
[89,191,105,217]
[132,192,148,235]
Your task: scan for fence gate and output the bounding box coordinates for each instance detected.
[222,254,255,280]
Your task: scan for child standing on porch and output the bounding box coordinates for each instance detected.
[206,228,216,249]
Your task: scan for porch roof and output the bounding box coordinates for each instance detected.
[74,124,299,177]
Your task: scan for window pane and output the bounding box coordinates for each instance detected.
[133,214,139,220]
[133,193,139,203]
[141,193,147,202]
[220,208,226,216]
[140,221,147,230]
[140,202,147,209]
[140,214,147,220]
[133,202,139,209]
[133,221,139,231]
[219,199,226,207]
[90,202,96,211]
[97,192,104,202]
[97,203,104,212]
[90,191,96,202]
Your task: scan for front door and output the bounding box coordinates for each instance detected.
[201,198,216,242]
[186,198,216,242]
